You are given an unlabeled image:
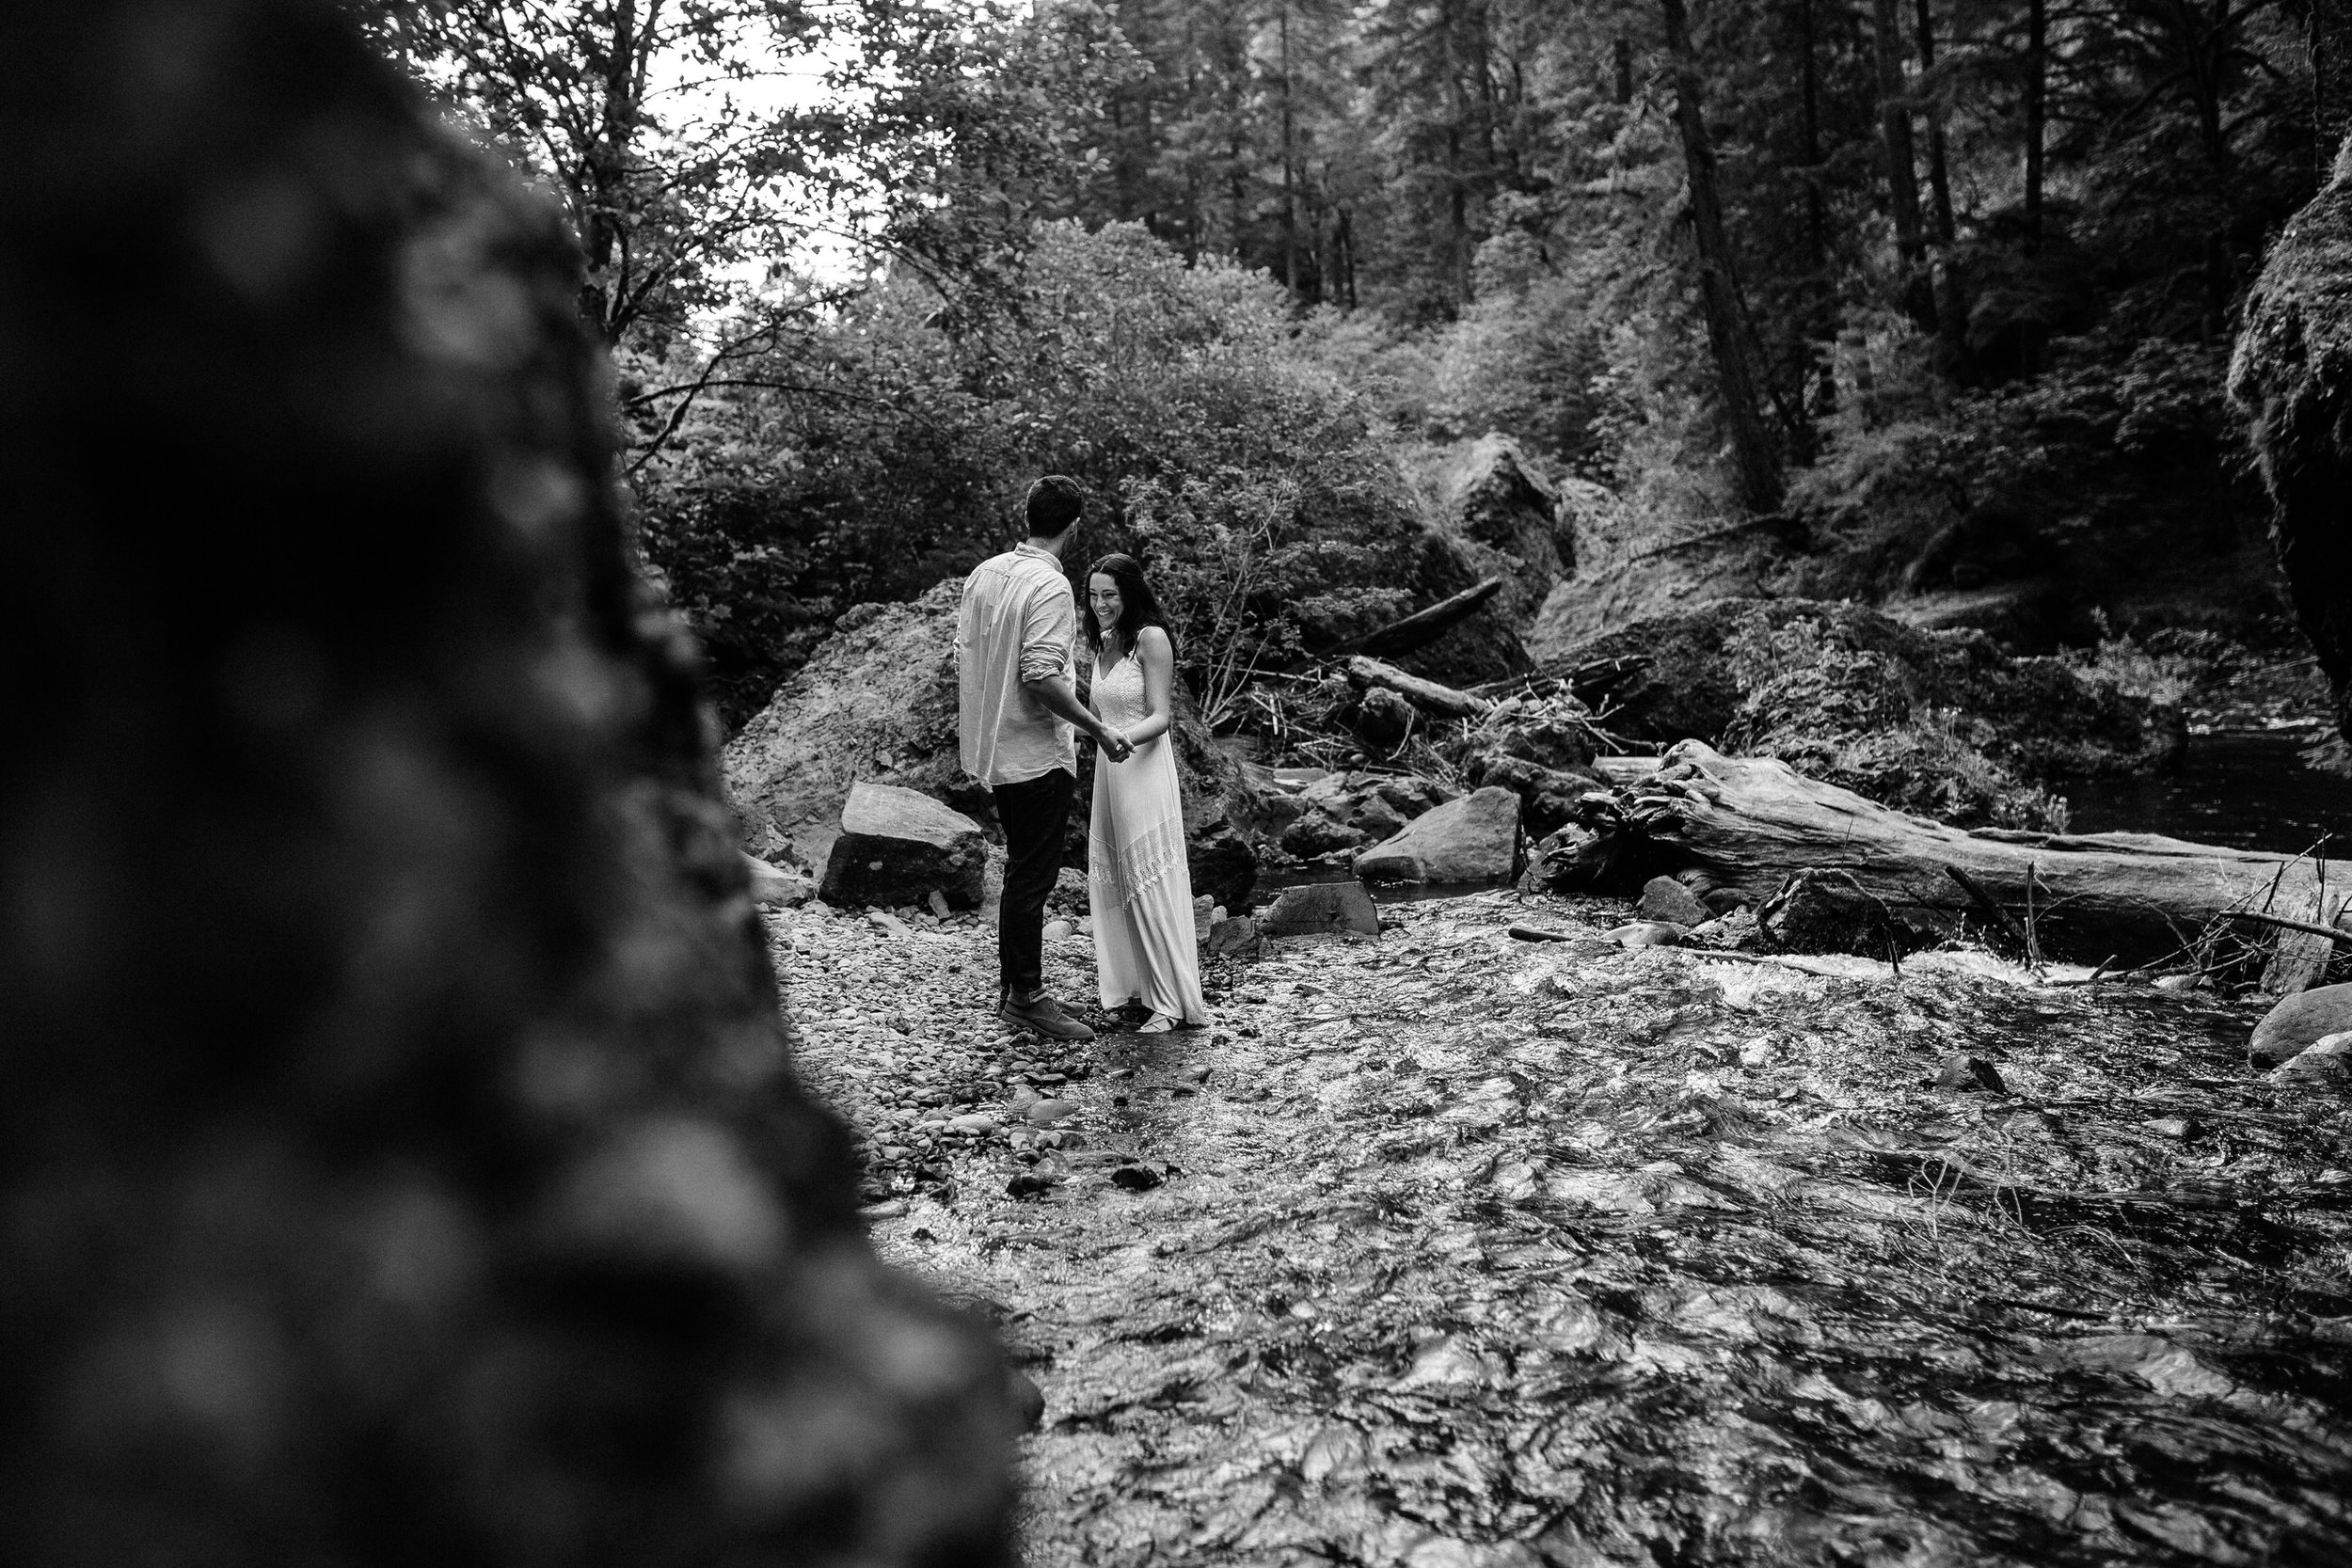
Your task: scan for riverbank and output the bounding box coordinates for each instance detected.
[773,890,2352,1566]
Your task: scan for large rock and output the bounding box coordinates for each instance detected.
[1277,771,1462,860]
[0,6,1012,1561]
[1434,434,1575,626]
[2249,982,2352,1069]
[723,578,1262,906]
[2230,141,2352,751]
[1354,786,1522,886]
[1536,599,2185,830]
[1261,880,1382,938]
[820,782,988,910]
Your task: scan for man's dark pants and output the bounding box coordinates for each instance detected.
[992,768,1073,1003]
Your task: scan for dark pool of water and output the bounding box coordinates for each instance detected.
[2058,728,2352,855]
[1249,863,1495,908]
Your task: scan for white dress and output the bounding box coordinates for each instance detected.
[1088,652,1210,1024]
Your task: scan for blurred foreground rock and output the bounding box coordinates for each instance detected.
[0,4,1011,1562]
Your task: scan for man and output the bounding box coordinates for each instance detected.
[957,475,1132,1041]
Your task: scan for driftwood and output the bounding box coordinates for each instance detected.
[1559,741,2340,964]
[1327,577,1503,660]
[1346,656,1493,720]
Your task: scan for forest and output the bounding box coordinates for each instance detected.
[367,0,2327,732]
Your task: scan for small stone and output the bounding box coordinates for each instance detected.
[927,888,951,919]
[1006,1172,1062,1198]
[869,910,912,937]
[1603,921,1686,948]
[857,1198,909,1221]
[2142,1117,2199,1140]
[946,1113,999,1135]
[1933,1053,2007,1094]
[1042,918,1074,942]
[1003,1366,1045,1433]
[2152,974,2203,992]
[1025,1099,1076,1127]
[1639,875,1710,927]
[1109,1164,1164,1192]
[743,852,812,908]
[1737,1036,1776,1069]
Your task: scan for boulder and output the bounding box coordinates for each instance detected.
[2271,1032,2352,1085]
[1758,868,1923,958]
[1435,434,1575,626]
[0,5,1013,1560]
[2249,982,2352,1069]
[819,782,988,910]
[1537,599,2185,831]
[723,578,1263,896]
[1355,786,1522,886]
[1639,876,1711,927]
[2229,144,2352,750]
[1261,880,1382,939]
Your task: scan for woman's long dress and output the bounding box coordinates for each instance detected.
[1088,653,1210,1024]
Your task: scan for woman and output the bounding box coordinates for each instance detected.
[1082,554,1210,1033]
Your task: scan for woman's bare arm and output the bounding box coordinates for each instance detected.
[1118,626,1177,748]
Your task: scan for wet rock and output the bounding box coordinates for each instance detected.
[1188,820,1261,915]
[946,1114,1001,1136]
[1003,1367,1046,1433]
[744,852,813,908]
[1109,1164,1165,1192]
[2143,1117,2201,1140]
[2249,982,2352,1069]
[1758,868,1921,958]
[1935,1054,2009,1094]
[1205,915,1265,959]
[1640,875,1711,927]
[1025,1100,1076,1128]
[819,782,988,911]
[2271,1033,2352,1085]
[1006,1172,1062,1198]
[1262,881,1381,939]
[1355,786,1521,886]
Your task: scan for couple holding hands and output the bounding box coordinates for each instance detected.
[954,475,1212,1042]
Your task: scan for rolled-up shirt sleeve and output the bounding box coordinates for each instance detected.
[1017,577,1074,685]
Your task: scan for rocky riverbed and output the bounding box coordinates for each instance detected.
[772,892,2352,1566]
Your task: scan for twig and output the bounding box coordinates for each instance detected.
[2223,909,2352,946]
[1945,864,2036,957]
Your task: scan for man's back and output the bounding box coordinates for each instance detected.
[957,545,1077,787]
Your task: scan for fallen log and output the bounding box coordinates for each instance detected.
[1551,741,2339,964]
[1327,577,1504,660]
[1345,656,1493,721]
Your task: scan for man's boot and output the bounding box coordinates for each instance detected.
[999,990,1095,1041]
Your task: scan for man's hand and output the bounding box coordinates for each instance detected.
[1096,725,1133,763]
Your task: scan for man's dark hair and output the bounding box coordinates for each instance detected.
[1024,474,1087,537]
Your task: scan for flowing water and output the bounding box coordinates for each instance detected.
[786,893,2352,1566]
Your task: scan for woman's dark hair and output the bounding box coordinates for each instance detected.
[1081,553,1172,660]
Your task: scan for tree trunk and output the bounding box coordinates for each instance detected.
[579,0,643,342]
[2024,0,2047,253]
[1915,0,1956,245]
[1660,0,1784,515]
[1613,36,1634,103]
[1871,0,1924,263]
[1799,0,1835,414]
[1551,744,2340,964]
[1279,1,1298,300]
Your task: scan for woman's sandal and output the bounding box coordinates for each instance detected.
[1136,1012,1176,1034]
